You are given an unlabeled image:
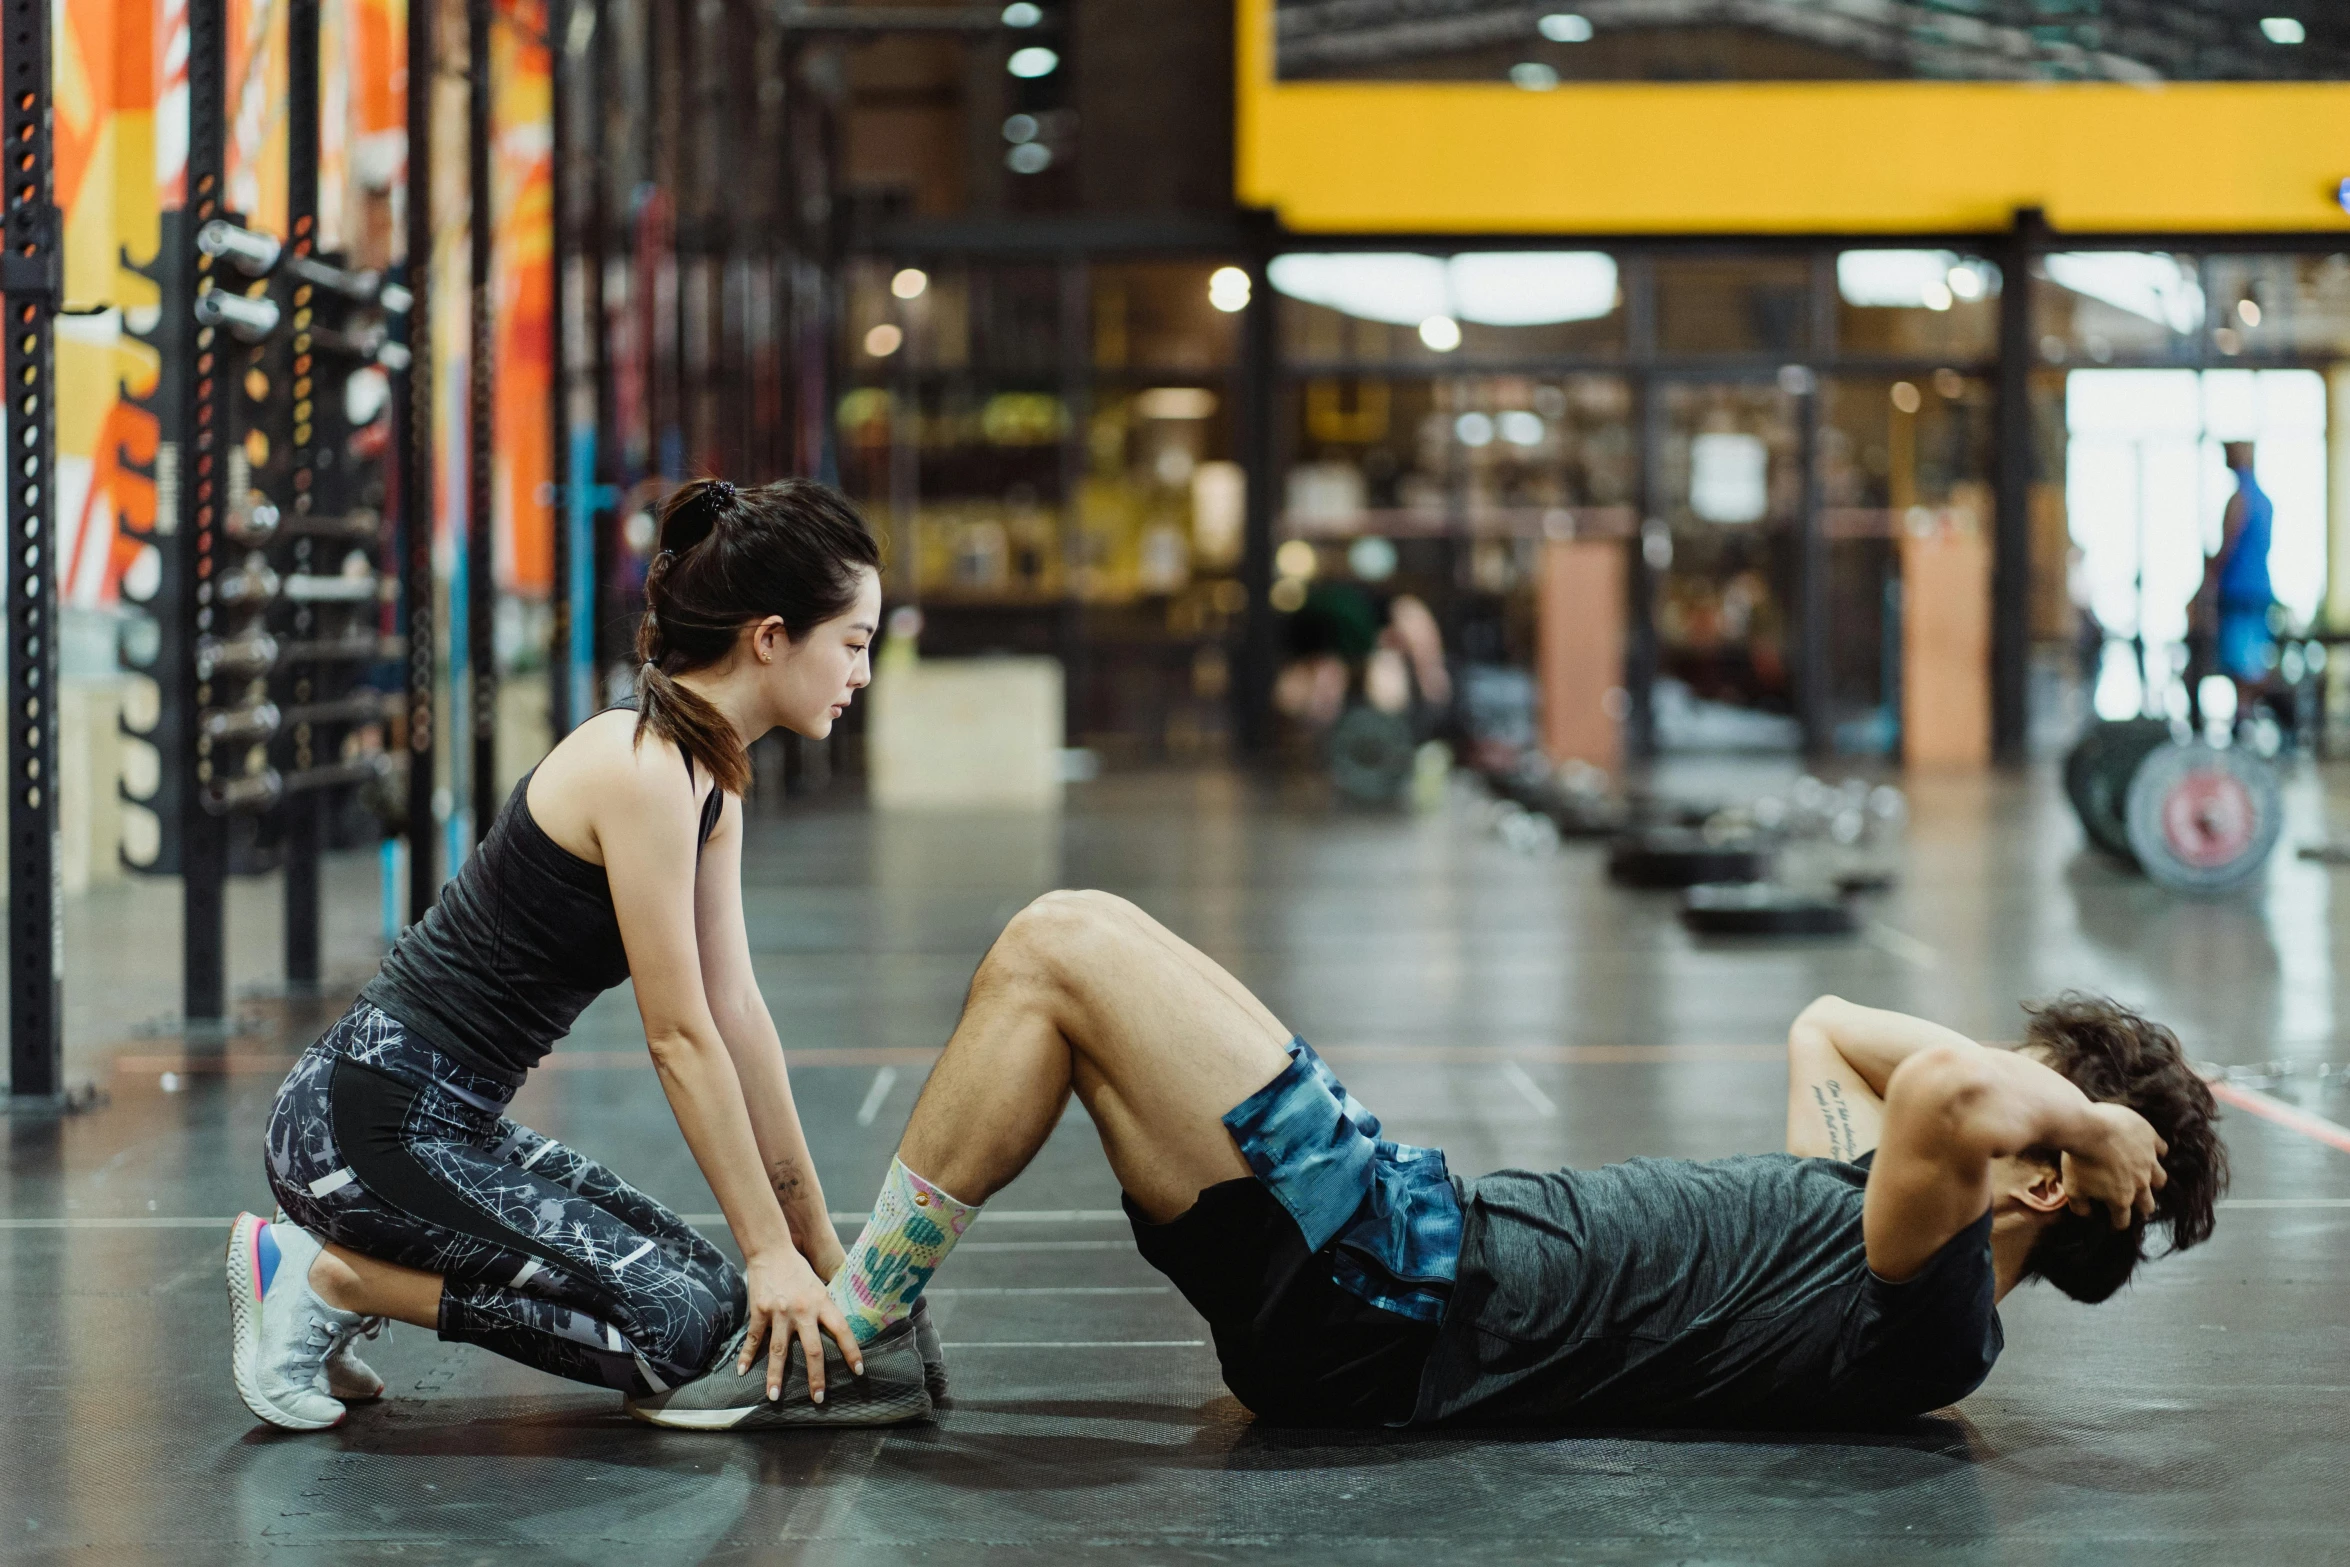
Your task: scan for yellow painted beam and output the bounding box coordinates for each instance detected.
[1237,0,2350,235]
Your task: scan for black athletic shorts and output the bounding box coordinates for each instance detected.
[1127,1176,1438,1427]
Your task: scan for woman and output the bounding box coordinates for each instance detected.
[227,477,932,1431]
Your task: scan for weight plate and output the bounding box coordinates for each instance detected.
[1329,705,1416,806]
[1608,828,1774,889]
[1680,882,1857,936]
[2122,742,2283,893]
[2066,718,2173,861]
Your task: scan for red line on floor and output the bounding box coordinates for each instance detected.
[2208,1078,2350,1157]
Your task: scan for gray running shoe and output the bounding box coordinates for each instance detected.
[225,1212,361,1431]
[278,1207,385,1401]
[623,1317,933,1430]
[909,1296,950,1405]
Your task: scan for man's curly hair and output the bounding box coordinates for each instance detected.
[2019,994,2229,1303]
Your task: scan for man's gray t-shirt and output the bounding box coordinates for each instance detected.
[1412,1151,2003,1429]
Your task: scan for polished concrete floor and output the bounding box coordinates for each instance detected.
[9,761,2350,1563]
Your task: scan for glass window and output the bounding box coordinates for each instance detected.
[1274,3,2350,84]
[2197,253,2350,359]
[1091,262,1239,373]
[2032,252,2205,364]
[1834,250,2000,361]
[1654,258,1810,358]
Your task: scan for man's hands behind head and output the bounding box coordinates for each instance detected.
[2061,1102,2169,1229]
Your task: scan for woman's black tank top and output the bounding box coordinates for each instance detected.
[358,730,722,1087]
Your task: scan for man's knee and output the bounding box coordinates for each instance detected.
[982,889,1133,997]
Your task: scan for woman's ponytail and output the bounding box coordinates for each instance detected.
[630,476,879,796]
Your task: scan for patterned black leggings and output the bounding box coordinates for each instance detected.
[266,1002,746,1396]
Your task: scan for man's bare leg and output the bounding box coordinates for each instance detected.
[900,888,1296,1222]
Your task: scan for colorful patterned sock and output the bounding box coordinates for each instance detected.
[826,1157,981,1345]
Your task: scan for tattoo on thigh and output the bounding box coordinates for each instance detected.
[1813,1081,1859,1161]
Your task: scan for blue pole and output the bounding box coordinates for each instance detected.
[568,424,598,721]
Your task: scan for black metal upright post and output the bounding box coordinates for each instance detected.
[282,0,324,986]
[1623,255,1659,761]
[5,0,64,1095]
[181,0,232,1021]
[547,0,573,737]
[1234,252,1277,755]
[1991,208,2042,766]
[467,0,497,839]
[587,0,617,698]
[402,0,440,917]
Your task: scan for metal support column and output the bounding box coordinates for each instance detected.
[466,0,497,837]
[181,0,232,1021]
[5,0,65,1094]
[1234,251,1277,755]
[547,0,574,737]
[587,0,617,694]
[282,0,324,986]
[402,0,440,916]
[1623,255,1659,761]
[1991,208,2042,765]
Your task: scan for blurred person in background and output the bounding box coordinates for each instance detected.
[2191,442,2277,735]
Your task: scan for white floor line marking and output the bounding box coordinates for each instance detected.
[939,1340,1205,1349]
[1500,1061,1556,1118]
[929,1286,1172,1297]
[1862,920,1939,970]
[854,1065,899,1128]
[2207,1078,2350,1157]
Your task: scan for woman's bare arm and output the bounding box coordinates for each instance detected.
[692,792,844,1279]
[594,737,858,1398]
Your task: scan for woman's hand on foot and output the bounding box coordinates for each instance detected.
[740,1247,863,1402]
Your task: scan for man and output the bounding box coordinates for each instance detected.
[633,891,2225,1430]
[2193,441,2277,729]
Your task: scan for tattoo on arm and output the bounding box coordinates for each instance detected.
[769,1157,806,1206]
[1812,1081,1859,1161]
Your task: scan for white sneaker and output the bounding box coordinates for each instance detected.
[324,1316,388,1402]
[276,1209,386,1401]
[226,1212,360,1430]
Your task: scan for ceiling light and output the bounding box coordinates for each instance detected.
[890,268,928,300]
[1002,113,1039,143]
[1001,2,1042,26]
[1920,279,1952,311]
[1006,142,1052,174]
[1498,410,1544,447]
[2260,17,2305,44]
[1007,45,1058,77]
[1510,62,1559,90]
[1208,267,1252,312]
[1890,381,1921,413]
[863,323,903,357]
[1135,387,1217,420]
[1454,411,1494,446]
[1419,315,1462,352]
[1274,539,1318,581]
[2238,297,2263,326]
[1946,263,1986,300]
[1538,12,1593,42]
[1268,252,1617,328]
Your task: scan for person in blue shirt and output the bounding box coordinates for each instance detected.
[2197,442,2276,721]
